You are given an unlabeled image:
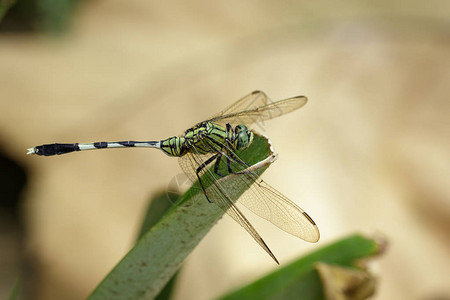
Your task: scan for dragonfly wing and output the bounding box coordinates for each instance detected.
[208,95,307,128]
[207,90,269,121]
[217,141,320,243]
[178,146,279,263]
[238,176,320,242]
[201,170,280,264]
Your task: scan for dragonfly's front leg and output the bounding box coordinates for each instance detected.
[224,139,252,168]
[222,139,254,175]
[213,150,254,177]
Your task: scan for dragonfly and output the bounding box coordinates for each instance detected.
[27,90,320,263]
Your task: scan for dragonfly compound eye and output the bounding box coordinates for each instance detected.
[234,125,253,150]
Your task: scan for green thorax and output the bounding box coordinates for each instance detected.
[159,122,228,157]
[159,121,253,157]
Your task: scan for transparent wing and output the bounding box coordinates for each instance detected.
[208,90,269,121]
[178,145,279,263]
[236,176,320,242]
[217,142,320,243]
[206,91,308,128]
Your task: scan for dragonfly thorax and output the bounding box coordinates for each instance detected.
[159,122,254,157]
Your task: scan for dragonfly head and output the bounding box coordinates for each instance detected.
[234,125,254,150]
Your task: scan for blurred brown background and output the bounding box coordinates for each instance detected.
[1,1,449,299]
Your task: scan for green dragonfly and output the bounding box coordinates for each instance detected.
[27,91,320,263]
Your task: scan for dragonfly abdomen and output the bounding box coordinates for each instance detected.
[27,141,161,156]
[27,143,81,156]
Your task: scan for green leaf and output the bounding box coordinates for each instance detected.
[219,234,384,300]
[136,191,179,241]
[87,134,274,300]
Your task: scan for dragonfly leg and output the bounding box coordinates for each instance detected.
[226,156,233,174]
[228,153,258,177]
[214,149,255,177]
[204,136,232,177]
[196,153,220,203]
[205,135,256,177]
[224,138,252,168]
[213,154,227,177]
[219,142,256,176]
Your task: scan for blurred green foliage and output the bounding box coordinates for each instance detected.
[0,0,76,32]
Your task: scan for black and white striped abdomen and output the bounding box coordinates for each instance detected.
[27,141,161,156]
